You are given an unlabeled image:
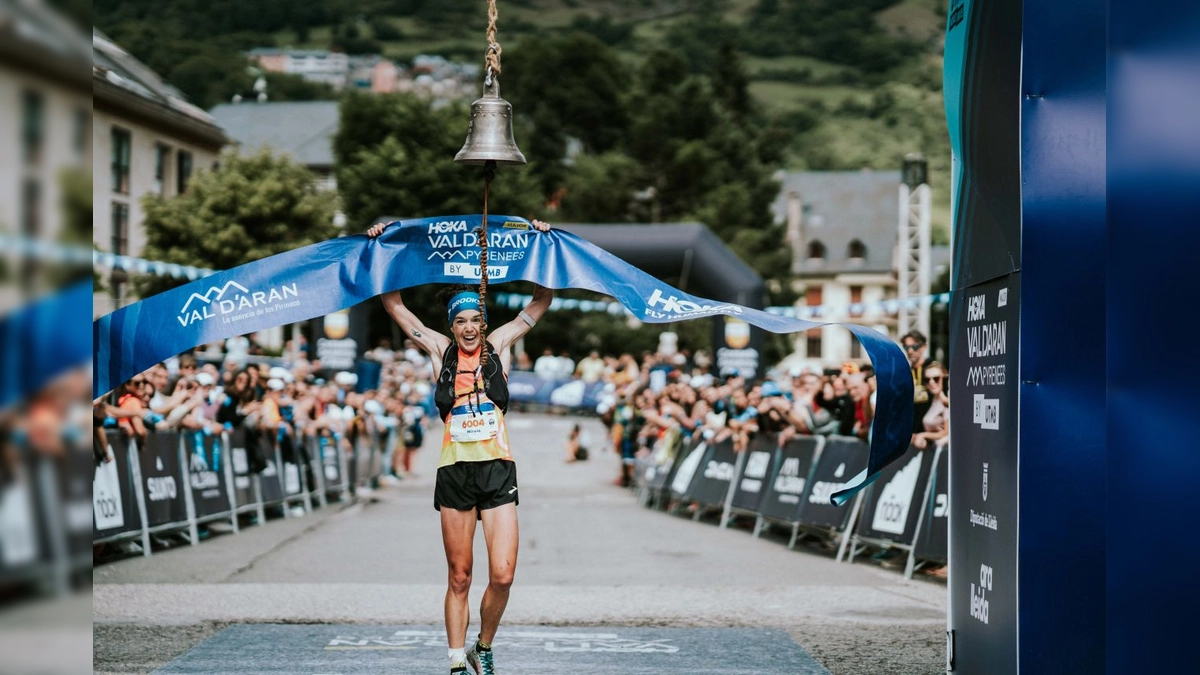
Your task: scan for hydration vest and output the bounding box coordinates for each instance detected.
[434,342,509,421]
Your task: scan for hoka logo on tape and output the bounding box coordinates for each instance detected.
[428,220,468,234]
[644,289,743,319]
[177,281,300,328]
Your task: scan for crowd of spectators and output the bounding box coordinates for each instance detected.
[94,335,439,486]
[524,331,950,496]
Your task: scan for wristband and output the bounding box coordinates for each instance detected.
[518,310,537,327]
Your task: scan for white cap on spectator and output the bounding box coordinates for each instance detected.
[597,402,611,414]
[789,367,803,378]
[415,381,431,397]
[334,371,357,387]
[363,400,384,415]
[400,382,412,396]
[267,378,285,391]
[195,372,215,386]
[269,366,290,381]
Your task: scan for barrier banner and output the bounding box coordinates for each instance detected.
[313,435,343,492]
[93,216,914,505]
[0,464,40,573]
[62,446,96,559]
[183,431,231,518]
[855,444,935,545]
[669,437,709,499]
[93,435,141,538]
[226,430,257,508]
[795,437,870,529]
[916,444,949,561]
[687,437,739,507]
[139,432,187,526]
[258,452,285,505]
[729,434,778,513]
[642,427,685,493]
[757,436,821,522]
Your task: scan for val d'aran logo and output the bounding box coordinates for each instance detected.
[178,280,300,327]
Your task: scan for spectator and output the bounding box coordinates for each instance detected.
[847,373,873,441]
[913,361,949,449]
[902,329,934,433]
[224,334,251,367]
[515,351,534,372]
[115,378,148,441]
[368,338,396,363]
[576,350,605,383]
[534,348,560,380]
[816,375,856,436]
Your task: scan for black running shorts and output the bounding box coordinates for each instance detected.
[434,459,518,516]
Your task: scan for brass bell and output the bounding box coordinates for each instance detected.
[454,78,526,166]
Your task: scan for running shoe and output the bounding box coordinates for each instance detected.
[466,639,495,675]
[451,662,468,674]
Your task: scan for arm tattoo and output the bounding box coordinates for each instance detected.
[411,329,422,338]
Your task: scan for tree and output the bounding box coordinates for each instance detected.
[502,33,632,198]
[334,92,543,231]
[135,149,338,299]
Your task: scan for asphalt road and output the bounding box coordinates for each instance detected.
[94,413,946,674]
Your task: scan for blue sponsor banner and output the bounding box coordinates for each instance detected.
[93,216,912,504]
[0,280,91,409]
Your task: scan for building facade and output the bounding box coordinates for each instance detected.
[92,30,227,314]
[0,0,92,309]
[772,170,916,371]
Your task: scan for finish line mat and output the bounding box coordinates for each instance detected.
[152,624,830,674]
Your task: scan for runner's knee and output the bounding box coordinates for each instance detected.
[488,566,514,591]
[448,567,472,594]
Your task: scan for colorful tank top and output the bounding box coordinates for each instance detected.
[439,348,511,467]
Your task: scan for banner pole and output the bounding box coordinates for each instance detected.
[719,449,748,529]
[178,434,200,545]
[221,432,240,534]
[127,437,152,557]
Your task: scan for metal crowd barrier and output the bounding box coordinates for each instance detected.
[1,443,94,596]
[91,426,385,557]
[642,430,950,578]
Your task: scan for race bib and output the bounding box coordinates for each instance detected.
[449,403,499,442]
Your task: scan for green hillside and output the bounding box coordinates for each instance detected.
[95,0,950,240]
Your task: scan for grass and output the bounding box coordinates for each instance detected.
[749,81,873,114]
[877,0,942,39]
[743,55,855,79]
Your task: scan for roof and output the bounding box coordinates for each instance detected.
[209,101,340,168]
[772,170,902,275]
[92,29,221,130]
[0,0,91,88]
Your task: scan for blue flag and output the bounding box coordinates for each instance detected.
[92,215,913,504]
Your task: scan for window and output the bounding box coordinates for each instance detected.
[111,128,131,194]
[807,240,826,260]
[177,150,193,193]
[73,108,91,157]
[847,239,867,261]
[22,90,45,165]
[20,179,41,239]
[111,202,130,256]
[850,285,864,317]
[154,143,171,196]
[805,285,823,307]
[806,331,823,360]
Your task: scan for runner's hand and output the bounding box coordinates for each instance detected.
[367,222,388,238]
[531,219,551,232]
